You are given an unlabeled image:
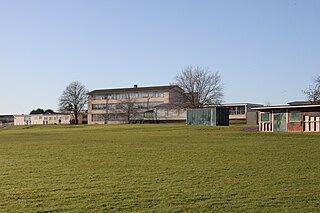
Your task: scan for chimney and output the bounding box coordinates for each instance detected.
[134,84,138,88]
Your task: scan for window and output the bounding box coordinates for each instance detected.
[103,91,165,100]
[92,104,106,110]
[92,114,105,122]
[261,112,270,122]
[134,102,163,108]
[290,111,300,122]
[229,106,245,115]
[238,106,245,115]
[109,113,127,121]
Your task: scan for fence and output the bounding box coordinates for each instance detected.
[304,116,320,132]
[259,122,272,132]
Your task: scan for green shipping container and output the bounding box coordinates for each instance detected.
[187,107,229,126]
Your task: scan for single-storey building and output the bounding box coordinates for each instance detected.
[144,103,187,123]
[187,107,229,126]
[207,103,263,124]
[252,102,320,132]
[14,113,72,126]
[0,115,14,127]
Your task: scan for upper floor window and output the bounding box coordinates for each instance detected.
[92,102,164,110]
[92,91,164,101]
[92,95,110,100]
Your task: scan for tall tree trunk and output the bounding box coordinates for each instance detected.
[74,111,79,124]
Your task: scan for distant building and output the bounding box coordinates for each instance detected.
[253,102,320,132]
[88,85,186,124]
[0,115,14,127]
[14,113,72,125]
[216,103,263,124]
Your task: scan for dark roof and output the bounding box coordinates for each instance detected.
[88,85,181,95]
[287,101,312,106]
[0,115,14,117]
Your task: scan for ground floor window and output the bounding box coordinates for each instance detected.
[92,114,106,122]
[290,111,301,122]
[260,112,270,122]
[92,113,127,122]
[229,106,246,115]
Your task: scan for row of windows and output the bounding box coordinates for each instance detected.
[92,91,164,100]
[161,109,186,117]
[92,113,128,122]
[24,116,70,121]
[229,106,246,115]
[43,116,70,121]
[260,112,301,122]
[92,109,186,122]
[92,102,164,110]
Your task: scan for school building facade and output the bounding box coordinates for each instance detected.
[88,85,187,124]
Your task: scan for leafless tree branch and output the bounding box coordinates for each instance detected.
[175,65,224,108]
[116,93,137,123]
[303,75,320,104]
[59,81,88,124]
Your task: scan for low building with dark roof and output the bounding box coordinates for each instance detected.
[143,103,187,123]
[207,103,263,124]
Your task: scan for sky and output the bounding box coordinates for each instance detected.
[0,0,320,114]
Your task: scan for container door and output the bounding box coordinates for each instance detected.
[273,112,287,132]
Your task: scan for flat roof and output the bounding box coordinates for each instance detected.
[14,113,71,117]
[287,101,312,105]
[220,103,264,107]
[88,85,181,95]
[252,104,320,110]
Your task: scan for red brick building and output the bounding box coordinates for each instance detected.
[253,102,320,132]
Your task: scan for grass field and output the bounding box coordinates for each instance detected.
[0,124,319,212]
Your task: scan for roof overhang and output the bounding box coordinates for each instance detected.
[252,104,320,111]
[220,103,264,107]
[88,85,181,95]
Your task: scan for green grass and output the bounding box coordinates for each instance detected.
[0,124,319,212]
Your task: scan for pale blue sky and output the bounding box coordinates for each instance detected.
[1,0,319,114]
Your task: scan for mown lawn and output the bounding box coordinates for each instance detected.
[0,124,319,212]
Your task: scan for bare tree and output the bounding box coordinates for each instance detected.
[101,95,110,124]
[175,65,224,108]
[59,81,88,124]
[303,75,320,104]
[116,93,137,123]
